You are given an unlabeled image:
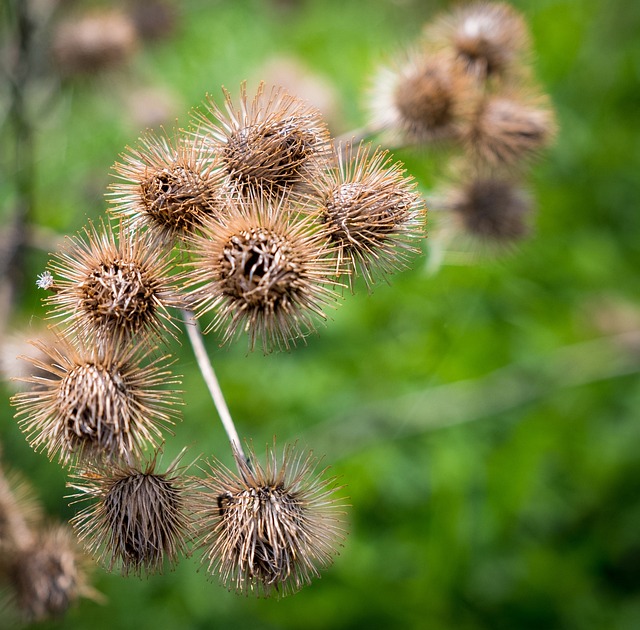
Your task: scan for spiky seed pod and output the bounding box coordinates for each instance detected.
[69,453,195,576]
[448,175,533,245]
[310,143,426,288]
[368,49,479,145]
[192,82,332,196]
[11,332,180,467]
[195,443,346,597]
[44,221,183,345]
[186,194,340,352]
[109,131,225,245]
[51,9,138,77]
[5,524,90,623]
[424,2,531,82]
[463,91,557,168]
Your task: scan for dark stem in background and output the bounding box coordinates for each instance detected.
[0,0,37,333]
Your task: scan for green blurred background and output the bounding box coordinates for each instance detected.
[1,0,640,628]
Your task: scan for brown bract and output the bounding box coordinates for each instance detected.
[45,221,183,345]
[186,195,340,352]
[463,91,557,168]
[195,443,346,597]
[6,525,89,623]
[448,175,533,245]
[192,83,331,197]
[368,49,479,145]
[109,131,225,245]
[424,1,531,82]
[310,143,426,288]
[11,333,180,466]
[68,454,196,577]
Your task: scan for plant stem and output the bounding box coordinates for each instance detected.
[180,309,245,461]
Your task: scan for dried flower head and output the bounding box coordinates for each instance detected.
[69,453,195,576]
[463,91,557,168]
[447,175,533,245]
[109,131,224,244]
[52,9,138,77]
[195,443,346,597]
[5,524,90,623]
[12,332,180,466]
[192,83,331,196]
[310,143,426,287]
[424,2,531,81]
[45,221,182,344]
[368,49,478,145]
[186,195,340,351]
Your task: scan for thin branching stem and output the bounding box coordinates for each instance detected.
[180,309,245,461]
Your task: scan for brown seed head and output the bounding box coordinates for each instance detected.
[369,49,479,145]
[192,83,331,196]
[69,454,195,576]
[424,2,531,81]
[186,195,340,352]
[464,91,557,168]
[311,143,426,288]
[195,443,346,597]
[6,524,89,623]
[449,175,533,245]
[45,221,183,345]
[52,9,138,77]
[109,131,225,245]
[11,332,180,466]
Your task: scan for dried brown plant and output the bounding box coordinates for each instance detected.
[368,49,479,145]
[109,132,225,245]
[463,90,557,168]
[424,1,531,82]
[185,194,341,352]
[192,83,331,196]
[69,453,196,576]
[12,332,180,466]
[310,143,426,287]
[195,443,346,597]
[446,173,533,246]
[44,221,184,345]
[4,524,92,623]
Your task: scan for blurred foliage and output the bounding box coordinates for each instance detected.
[1,0,640,628]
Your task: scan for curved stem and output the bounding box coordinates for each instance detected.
[180,309,245,461]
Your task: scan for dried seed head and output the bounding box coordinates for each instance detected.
[195,443,346,597]
[186,195,340,352]
[424,2,531,81]
[369,49,479,145]
[311,143,426,287]
[45,221,182,344]
[69,454,195,576]
[448,175,533,245]
[6,524,89,623]
[11,333,180,466]
[192,83,331,196]
[109,131,225,244]
[463,91,557,168]
[52,9,138,77]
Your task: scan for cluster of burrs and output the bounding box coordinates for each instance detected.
[10,77,426,606]
[367,1,556,248]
